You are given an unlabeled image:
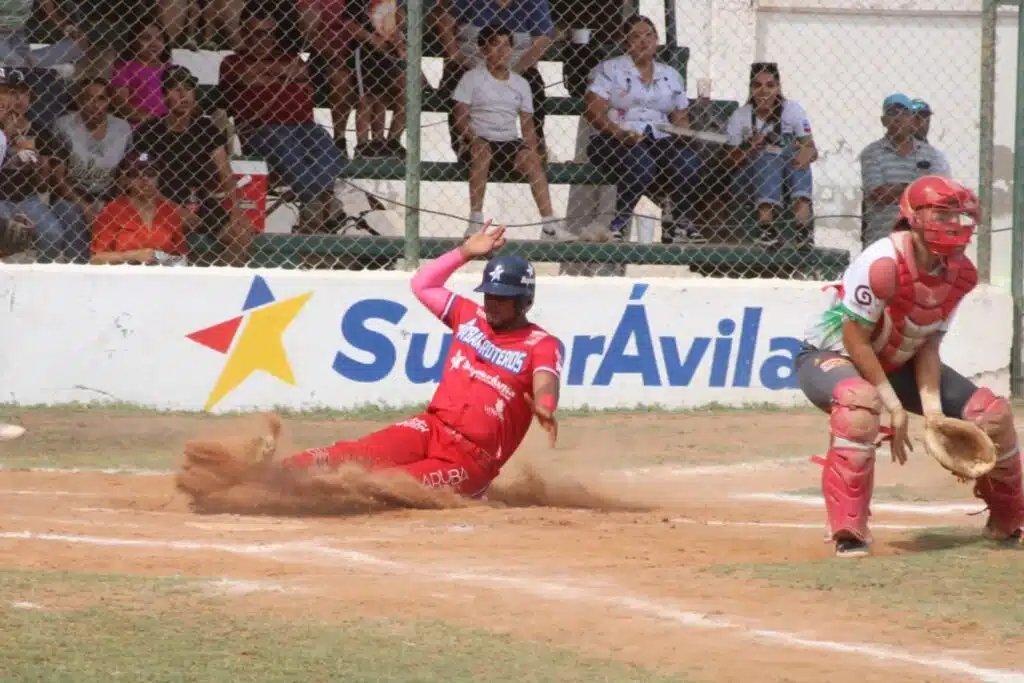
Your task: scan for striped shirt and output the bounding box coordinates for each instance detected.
[859,136,951,246]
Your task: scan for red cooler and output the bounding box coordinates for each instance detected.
[228,159,270,233]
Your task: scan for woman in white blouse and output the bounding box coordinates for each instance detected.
[724,62,818,249]
[583,15,703,244]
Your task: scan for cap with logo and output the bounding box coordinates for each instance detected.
[910,98,932,116]
[475,253,536,303]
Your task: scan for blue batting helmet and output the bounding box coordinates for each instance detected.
[474,254,536,303]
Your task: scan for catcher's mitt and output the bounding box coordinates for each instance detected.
[923,415,997,481]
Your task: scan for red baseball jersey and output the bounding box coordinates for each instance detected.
[427,294,563,467]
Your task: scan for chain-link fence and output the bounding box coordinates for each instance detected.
[0,0,1008,281]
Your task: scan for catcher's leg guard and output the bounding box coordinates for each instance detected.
[963,389,1024,540]
[818,377,882,547]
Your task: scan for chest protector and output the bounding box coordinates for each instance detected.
[870,232,977,372]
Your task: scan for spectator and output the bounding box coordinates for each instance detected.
[90,151,189,265]
[132,65,252,266]
[52,77,133,262]
[298,0,355,156]
[910,98,953,169]
[724,62,817,249]
[435,0,553,159]
[452,24,570,241]
[344,0,406,158]
[202,0,244,49]
[0,68,78,262]
[0,0,84,68]
[110,21,172,127]
[911,98,932,143]
[583,15,702,244]
[219,6,344,233]
[858,93,951,247]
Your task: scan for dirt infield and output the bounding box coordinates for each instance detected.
[2,406,1023,683]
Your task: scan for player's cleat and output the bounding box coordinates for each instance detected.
[981,523,1023,544]
[834,535,871,558]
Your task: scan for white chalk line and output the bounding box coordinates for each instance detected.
[0,465,170,476]
[668,518,932,531]
[0,488,100,497]
[618,455,809,478]
[1,513,144,529]
[735,492,981,516]
[0,530,1020,683]
[0,455,811,481]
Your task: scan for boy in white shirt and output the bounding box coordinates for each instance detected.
[452,24,572,241]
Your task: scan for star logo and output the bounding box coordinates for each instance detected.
[489,265,504,282]
[186,275,313,411]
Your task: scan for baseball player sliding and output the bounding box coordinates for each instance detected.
[269,223,563,498]
[796,176,1022,557]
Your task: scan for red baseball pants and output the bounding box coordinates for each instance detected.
[279,413,493,498]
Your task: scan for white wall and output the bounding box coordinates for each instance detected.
[0,266,1011,412]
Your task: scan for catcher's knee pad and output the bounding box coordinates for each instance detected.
[830,377,883,443]
[819,378,880,542]
[963,388,1019,458]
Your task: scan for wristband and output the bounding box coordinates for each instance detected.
[919,387,942,416]
[875,382,902,413]
[538,394,557,413]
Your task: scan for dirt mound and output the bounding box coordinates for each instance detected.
[174,413,656,516]
[174,414,472,516]
[488,462,653,512]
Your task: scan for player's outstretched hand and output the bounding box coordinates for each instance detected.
[460,220,507,260]
[524,394,558,448]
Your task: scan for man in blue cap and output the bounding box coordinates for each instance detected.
[910,98,931,143]
[858,93,951,248]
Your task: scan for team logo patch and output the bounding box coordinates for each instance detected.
[853,285,874,307]
[819,357,853,373]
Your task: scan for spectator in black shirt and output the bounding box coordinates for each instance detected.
[131,65,251,266]
[0,68,75,262]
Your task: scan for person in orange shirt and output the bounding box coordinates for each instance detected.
[90,151,190,265]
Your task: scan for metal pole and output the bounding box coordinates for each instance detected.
[977,0,997,283]
[403,0,424,269]
[1011,0,1024,396]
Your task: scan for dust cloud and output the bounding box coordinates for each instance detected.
[174,414,657,517]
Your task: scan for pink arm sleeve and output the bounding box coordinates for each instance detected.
[410,246,468,319]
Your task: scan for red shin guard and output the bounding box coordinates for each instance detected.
[815,378,882,543]
[963,388,1024,538]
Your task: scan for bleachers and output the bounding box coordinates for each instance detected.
[196,40,847,279]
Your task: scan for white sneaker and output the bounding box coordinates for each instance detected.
[539,218,577,242]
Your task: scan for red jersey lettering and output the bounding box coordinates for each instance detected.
[428,295,561,470]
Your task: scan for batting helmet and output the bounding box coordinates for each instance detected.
[474,254,536,306]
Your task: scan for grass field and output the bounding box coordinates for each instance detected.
[1,404,1023,683]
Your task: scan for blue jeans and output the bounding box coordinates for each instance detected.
[0,196,81,263]
[731,147,813,209]
[45,199,92,264]
[246,123,343,204]
[587,133,701,227]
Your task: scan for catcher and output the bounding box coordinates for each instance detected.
[188,223,562,500]
[797,175,1020,557]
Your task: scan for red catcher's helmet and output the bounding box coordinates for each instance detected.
[897,176,979,257]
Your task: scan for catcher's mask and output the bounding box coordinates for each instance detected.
[895,175,979,258]
[475,254,536,322]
